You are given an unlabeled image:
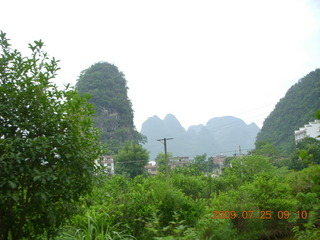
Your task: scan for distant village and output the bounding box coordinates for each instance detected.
[98,154,230,177]
[97,119,320,177]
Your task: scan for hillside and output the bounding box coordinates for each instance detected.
[256,68,320,155]
[75,62,141,153]
[141,114,260,159]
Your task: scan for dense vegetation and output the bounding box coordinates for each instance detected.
[114,141,149,178]
[0,32,101,239]
[54,150,320,240]
[76,62,143,154]
[256,69,320,155]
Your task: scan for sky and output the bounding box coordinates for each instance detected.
[2,0,320,131]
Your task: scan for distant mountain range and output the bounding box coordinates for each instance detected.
[141,114,260,160]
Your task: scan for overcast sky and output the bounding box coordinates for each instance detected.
[2,0,320,131]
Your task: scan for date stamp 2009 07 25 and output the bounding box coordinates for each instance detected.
[212,210,308,220]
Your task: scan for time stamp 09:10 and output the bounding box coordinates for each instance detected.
[212,210,308,220]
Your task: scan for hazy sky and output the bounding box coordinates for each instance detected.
[2,0,320,131]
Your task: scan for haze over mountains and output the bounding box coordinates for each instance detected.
[141,114,260,160]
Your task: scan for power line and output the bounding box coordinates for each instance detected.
[114,159,149,164]
[233,102,276,117]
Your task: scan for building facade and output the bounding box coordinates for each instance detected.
[99,155,114,175]
[145,164,159,175]
[294,120,320,144]
[171,156,192,168]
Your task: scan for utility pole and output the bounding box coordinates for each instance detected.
[157,138,173,181]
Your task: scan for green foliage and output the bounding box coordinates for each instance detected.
[52,153,320,240]
[170,164,202,177]
[315,109,320,120]
[249,140,281,160]
[286,165,320,197]
[296,137,320,165]
[194,153,216,173]
[75,62,144,154]
[285,137,320,170]
[56,213,136,240]
[155,152,173,173]
[0,31,101,239]
[57,174,206,240]
[256,69,320,155]
[145,211,199,240]
[2,30,320,240]
[54,115,320,240]
[114,141,149,178]
[222,155,276,187]
[211,155,299,239]
[196,216,238,240]
[170,172,210,199]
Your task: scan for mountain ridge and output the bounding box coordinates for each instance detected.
[141,114,260,159]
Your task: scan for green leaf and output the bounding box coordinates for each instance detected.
[8,181,16,189]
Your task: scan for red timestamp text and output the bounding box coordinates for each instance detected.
[212,210,308,220]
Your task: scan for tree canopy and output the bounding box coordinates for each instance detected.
[0,31,101,239]
[114,141,149,178]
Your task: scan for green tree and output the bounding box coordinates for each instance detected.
[296,137,320,164]
[315,109,320,120]
[249,141,280,159]
[155,152,173,173]
[115,141,149,178]
[0,32,101,239]
[287,137,320,170]
[75,62,144,154]
[194,153,217,173]
[218,155,280,193]
[194,153,207,171]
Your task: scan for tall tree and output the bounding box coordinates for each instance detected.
[289,137,320,170]
[155,152,173,173]
[76,62,143,154]
[0,32,101,239]
[115,142,149,178]
[249,141,280,160]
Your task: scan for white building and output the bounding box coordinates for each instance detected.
[294,120,320,144]
[97,155,114,175]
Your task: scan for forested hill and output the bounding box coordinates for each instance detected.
[75,62,141,154]
[256,68,320,155]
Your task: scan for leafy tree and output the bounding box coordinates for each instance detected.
[194,153,217,173]
[296,137,320,165]
[115,141,149,178]
[194,154,207,171]
[287,137,320,170]
[170,164,202,177]
[223,155,276,186]
[75,62,144,154]
[0,32,101,239]
[249,140,280,159]
[155,152,173,173]
[315,109,320,120]
[287,165,320,239]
